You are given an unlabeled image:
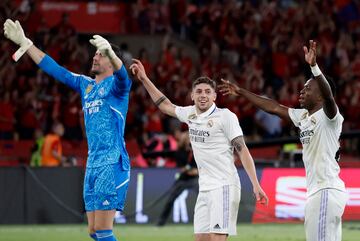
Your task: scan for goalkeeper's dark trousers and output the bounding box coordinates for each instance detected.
[157,177,198,226]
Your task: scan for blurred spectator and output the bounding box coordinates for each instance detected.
[62,92,83,140]
[138,47,153,75]
[120,42,133,67]
[156,129,198,226]
[30,128,44,167]
[41,121,66,167]
[0,91,15,140]
[51,12,76,41]
[254,86,283,139]
[2,0,360,160]
[18,98,40,140]
[255,109,282,139]
[143,133,178,167]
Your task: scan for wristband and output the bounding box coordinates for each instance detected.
[310,64,322,77]
[12,38,33,62]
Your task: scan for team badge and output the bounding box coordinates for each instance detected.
[311,116,316,125]
[85,84,93,94]
[99,87,105,97]
[188,114,197,120]
[207,120,214,128]
[301,112,308,120]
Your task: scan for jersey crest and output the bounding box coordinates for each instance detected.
[301,112,308,120]
[311,116,316,125]
[188,113,197,120]
[99,87,105,97]
[85,84,93,94]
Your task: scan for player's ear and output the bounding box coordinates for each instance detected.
[213,92,217,101]
[191,91,194,102]
[317,93,323,102]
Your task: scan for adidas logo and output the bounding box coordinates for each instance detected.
[102,200,110,206]
[213,224,221,229]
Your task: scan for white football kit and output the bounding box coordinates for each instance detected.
[288,108,348,241]
[175,103,243,235]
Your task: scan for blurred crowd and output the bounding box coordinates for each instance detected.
[1,0,360,160]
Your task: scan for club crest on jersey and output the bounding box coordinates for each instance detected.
[188,113,197,120]
[311,117,316,125]
[85,84,93,94]
[301,112,308,120]
[99,87,105,97]
[207,120,214,128]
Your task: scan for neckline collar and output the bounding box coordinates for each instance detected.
[196,103,216,118]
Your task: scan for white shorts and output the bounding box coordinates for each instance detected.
[304,188,348,241]
[194,185,241,236]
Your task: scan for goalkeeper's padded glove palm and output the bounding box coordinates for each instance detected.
[89,35,116,59]
[3,19,33,48]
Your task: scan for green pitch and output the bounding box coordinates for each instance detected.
[0,223,359,241]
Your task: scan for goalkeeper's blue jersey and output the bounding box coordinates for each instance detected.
[39,55,132,169]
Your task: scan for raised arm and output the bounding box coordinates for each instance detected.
[4,19,83,92]
[89,35,123,71]
[304,40,337,119]
[231,136,268,205]
[130,59,176,117]
[219,79,290,121]
[27,45,46,64]
[3,19,45,64]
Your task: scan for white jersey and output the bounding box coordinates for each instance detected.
[175,104,243,191]
[288,108,346,196]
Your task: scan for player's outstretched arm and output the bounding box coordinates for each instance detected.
[231,136,268,205]
[89,35,123,71]
[219,78,290,121]
[3,19,45,64]
[304,40,337,119]
[4,19,82,93]
[130,59,176,117]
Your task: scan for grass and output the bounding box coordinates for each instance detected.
[0,223,359,241]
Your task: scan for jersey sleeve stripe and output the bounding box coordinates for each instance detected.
[110,106,125,123]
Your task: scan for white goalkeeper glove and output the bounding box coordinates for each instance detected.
[89,35,117,59]
[3,19,33,62]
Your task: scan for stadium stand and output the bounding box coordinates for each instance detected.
[0,0,360,167]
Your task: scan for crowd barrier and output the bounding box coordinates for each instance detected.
[0,167,359,224]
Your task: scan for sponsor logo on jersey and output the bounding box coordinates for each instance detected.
[299,129,314,144]
[85,99,103,114]
[85,100,103,108]
[189,128,210,143]
[189,128,210,137]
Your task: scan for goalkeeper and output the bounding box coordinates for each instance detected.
[3,19,132,241]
